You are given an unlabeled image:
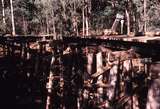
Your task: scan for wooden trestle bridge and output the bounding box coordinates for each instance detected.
[62,35,160,56]
[0,35,160,57]
[0,35,160,109]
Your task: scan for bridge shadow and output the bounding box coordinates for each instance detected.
[0,51,51,109]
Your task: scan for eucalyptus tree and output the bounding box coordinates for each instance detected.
[133,0,160,32]
[34,0,53,35]
[10,0,15,35]
[1,0,6,26]
[0,0,159,35]
[33,0,85,36]
[0,0,6,33]
[146,0,160,31]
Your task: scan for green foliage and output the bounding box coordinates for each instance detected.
[0,0,160,35]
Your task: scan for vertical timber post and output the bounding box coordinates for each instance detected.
[46,55,55,109]
[87,52,93,75]
[96,52,104,103]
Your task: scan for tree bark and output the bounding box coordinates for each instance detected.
[1,0,6,26]
[85,16,89,36]
[144,0,147,33]
[60,0,67,20]
[125,9,130,36]
[52,13,56,39]
[22,15,27,35]
[82,6,85,37]
[46,14,49,34]
[10,0,16,36]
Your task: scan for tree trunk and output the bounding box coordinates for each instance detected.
[125,9,130,36]
[52,18,56,39]
[88,0,91,29]
[144,0,147,33]
[88,0,91,14]
[82,6,85,37]
[10,0,16,36]
[46,14,49,35]
[133,13,136,33]
[22,15,27,35]
[85,16,89,36]
[60,0,67,20]
[1,0,6,28]
[85,0,90,36]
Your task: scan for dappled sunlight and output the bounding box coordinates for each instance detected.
[0,0,160,109]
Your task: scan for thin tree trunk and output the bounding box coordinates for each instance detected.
[10,0,16,36]
[85,16,89,36]
[41,20,44,34]
[88,0,91,14]
[46,14,49,34]
[88,0,91,29]
[1,0,6,26]
[60,0,67,20]
[23,15,27,35]
[82,6,85,37]
[52,12,56,39]
[72,1,76,36]
[125,9,130,36]
[76,19,79,36]
[133,13,136,33]
[85,0,89,36]
[144,0,147,33]
[52,18,56,39]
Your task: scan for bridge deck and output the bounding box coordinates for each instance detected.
[122,36,160,43]
[84,35,160,44]
[0,35,160,44]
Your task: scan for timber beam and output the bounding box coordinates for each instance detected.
[51,36,160,58]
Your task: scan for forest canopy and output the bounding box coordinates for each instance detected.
[0,0,160,36]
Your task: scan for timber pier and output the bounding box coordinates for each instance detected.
[0,35,160,109]
[0,35,53,57]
